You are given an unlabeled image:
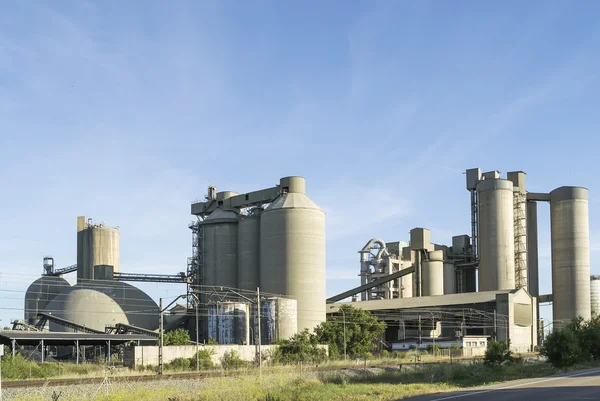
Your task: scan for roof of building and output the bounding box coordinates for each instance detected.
[326,289,525,313]
[0,331,156,346]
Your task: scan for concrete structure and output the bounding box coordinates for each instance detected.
[476,178,516,291]
[77,216,120,281]
[258,297,298,344]
[550,187,591,325]
[207,302,250,345]
[200,207,239,291]
[443,262,456,295]
[124,344,281,367]
[24,276,71,324]
[237,208,261,292]
[421,250,444,296]
[328,289,537,353]
[260,177,326,333]
[591,276,600,317]
[190,176,325,341]
[507,172,528,291]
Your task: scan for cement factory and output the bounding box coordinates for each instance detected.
[1,170,598,362]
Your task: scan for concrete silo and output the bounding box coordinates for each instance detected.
[551,187,591,325]
[237,208,261,292]
[443,261,456,295]
[207,302,250,345]
[260,176,326,333]
[476,179,516,291]
[422,250,444,296]
[200,203,239,290]
[591,276,600,317]
[77,216,120,281]
[24,276,71,324]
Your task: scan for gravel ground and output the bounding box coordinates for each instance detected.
[1,378,209,401]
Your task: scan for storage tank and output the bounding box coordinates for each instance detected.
[422,250,444,296]
[443,262,456,294]
[591,276,600,317]
[207,302,250,345]
[77,216,120,281]
[45,287,129,332]
[237,208,261,291]
[200,204,239,290]
[400,248,413,298]
[260,176,325,332]
[551,187,591,325]
[257,297,298,344]
[476,179,515,291]
[24,276,71,323]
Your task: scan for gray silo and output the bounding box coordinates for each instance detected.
[77,216,120,281]
[260,176,326,333]
[237,208,261,291]
[476,179,516,291]
[258,297,298,344]
[422,250,444,296]
[507,171,528,290]
[207,302,250,345]
[24,276,71,323]
[591,276,600,317]
[551,187,591,325]
[443,261,456,294]
[200,205,239,290]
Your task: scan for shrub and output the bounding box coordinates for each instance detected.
[191,348,215,370]
[484,340,513,366]
[163,328,191,346]
[220,350,248,370]
[542,328,581,368]
[166,357,191,371]
[380,350,389,358]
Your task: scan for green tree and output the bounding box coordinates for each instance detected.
[274,329,327,364]
[542,327,581,368]
[163,328,191,346]
[314,305,386,359]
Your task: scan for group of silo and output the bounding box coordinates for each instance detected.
[199,176,325,344]
[470,168,592,325]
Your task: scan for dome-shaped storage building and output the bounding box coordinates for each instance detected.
[45,287,130,332]
[24,276,72,324]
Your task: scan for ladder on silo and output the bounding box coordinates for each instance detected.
[513,191,528,289]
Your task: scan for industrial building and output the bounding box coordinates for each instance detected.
[325,168,595,351]
[9,169,596,360]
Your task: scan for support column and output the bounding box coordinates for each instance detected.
[527,201,539,299]
[12,340,16,357]
[76,340,80,365]
[107,340,111,363]
[41,340,44,363]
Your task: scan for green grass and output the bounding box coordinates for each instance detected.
[10,359,599,401]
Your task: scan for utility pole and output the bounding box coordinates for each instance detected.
[418,314,422,348]
[159,298,164,375]
[257,287,262,372]
[493,310,497,341]
[195,294,199,372]
[1,343,4,401]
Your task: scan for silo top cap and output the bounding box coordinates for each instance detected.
[550,186,588,202]
[201,208,239,224]
[280,176,306,194]
[476,178,513,192]
[429,250,444,261]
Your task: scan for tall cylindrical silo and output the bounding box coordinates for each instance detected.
[443,262,456,294]
[591,276,600,317]
[200,207,239,289]
[551,187,591,325]
[76,217,120,281]
[237,208,261,292]
[422,250,444,296]
[476,179,515,291]
[260,176,325,333]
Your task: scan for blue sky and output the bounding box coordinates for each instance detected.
[1,1,599,328]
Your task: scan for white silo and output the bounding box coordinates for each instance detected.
[422,250,444,296]
[476,179,516,291]
[76,216,120,281]
[551,187,591,325]
[259,176,326,333]
[591,276,600,317]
